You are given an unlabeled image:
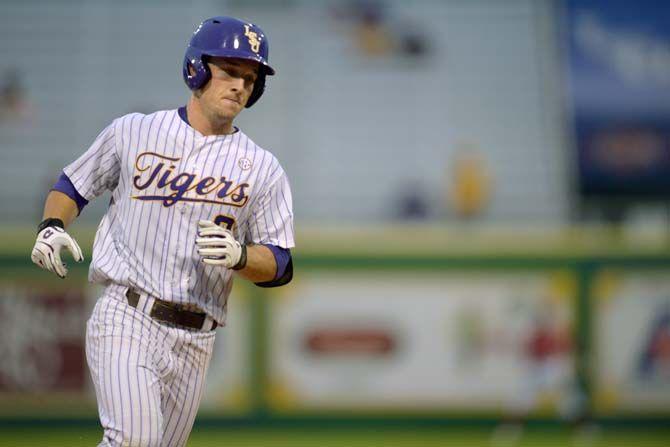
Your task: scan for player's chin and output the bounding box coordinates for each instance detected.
[213,107,237,121]
[222,98,244,110]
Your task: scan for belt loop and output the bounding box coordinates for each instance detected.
[137,293,154,315]
[202,316,214,332]
[144,295,156,315]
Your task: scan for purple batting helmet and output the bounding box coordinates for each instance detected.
[183,16,276,108]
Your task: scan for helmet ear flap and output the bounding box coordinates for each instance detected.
[183,47,211,90]
[245,68,267,108]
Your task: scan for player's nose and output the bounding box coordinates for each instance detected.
[229,77,245,92]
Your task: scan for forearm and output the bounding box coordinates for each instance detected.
[42,191,79,228]
[235,244,277,283]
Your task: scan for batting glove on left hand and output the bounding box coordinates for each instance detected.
[31,225,84,278]
[196,220,247,270]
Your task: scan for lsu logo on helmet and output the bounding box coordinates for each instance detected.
[244,25,261,53]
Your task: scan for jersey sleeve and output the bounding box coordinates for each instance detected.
[247,166,295,249]
[62,120,120,201]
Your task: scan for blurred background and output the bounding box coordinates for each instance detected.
[1,0,669,445]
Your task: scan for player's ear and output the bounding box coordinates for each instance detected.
[190,56,211,98]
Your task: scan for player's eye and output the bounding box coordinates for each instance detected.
[213,65,234,77]
[221,67,236,77]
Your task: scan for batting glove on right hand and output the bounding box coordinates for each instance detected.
[195,220,247,270]
[31,225,84,278]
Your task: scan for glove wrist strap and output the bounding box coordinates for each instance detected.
[232,245,247,270]
[37,218,65,234]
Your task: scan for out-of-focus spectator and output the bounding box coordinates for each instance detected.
[447,147,492,220]
[394,179,430,220]
[353,1,393,57]
[330,1,431,59]
[396,20,431,58]
[0,68,31,124]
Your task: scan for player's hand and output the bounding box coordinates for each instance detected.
[196,220,247,270]
[31,225,84,278]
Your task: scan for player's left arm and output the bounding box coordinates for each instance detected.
[195,221,293,285]
[196,162,294,286]
[236,244,280,283]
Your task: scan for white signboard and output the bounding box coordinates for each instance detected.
[268,271,576,414]
[193,283,252,414]
[594,270,670,414]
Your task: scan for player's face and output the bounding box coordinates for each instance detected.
[198,57,259,121]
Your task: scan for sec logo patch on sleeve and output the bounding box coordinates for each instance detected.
[238,158,252,170]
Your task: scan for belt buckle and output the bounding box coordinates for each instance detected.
[126,287,215,331]
[149,301,176,326]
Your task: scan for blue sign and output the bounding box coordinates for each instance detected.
[564,0,670,197]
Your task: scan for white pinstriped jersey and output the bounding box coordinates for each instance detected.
[64,109,294,324]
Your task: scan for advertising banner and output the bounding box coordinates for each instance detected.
[0,282,97,416]
[563,0,670,197]
[198,284,253,414]
[267,272,577,415]
[0,280,252,417]
[593,270,670,414]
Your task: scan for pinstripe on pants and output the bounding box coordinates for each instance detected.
[86,285,215,447]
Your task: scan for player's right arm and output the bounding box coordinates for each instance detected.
[31,194,83,279]
[42,190,79,228]
[32,118,121,278]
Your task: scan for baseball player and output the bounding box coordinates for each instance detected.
[30,16,294,447]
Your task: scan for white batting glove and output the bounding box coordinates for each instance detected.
[196,220,247,270]
[31,225,84,278]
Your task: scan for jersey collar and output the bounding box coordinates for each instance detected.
[178,106,239,135]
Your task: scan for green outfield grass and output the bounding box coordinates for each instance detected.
[1,427,669,447]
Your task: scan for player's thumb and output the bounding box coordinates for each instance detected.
[65,236,85,263]
[198,219,216,228]
[51,246,68,278]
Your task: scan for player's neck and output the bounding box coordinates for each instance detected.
[186,98,235,136]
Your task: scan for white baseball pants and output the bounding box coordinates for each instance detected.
[85,284,216,447]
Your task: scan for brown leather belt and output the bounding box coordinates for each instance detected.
[125,289,217,331]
